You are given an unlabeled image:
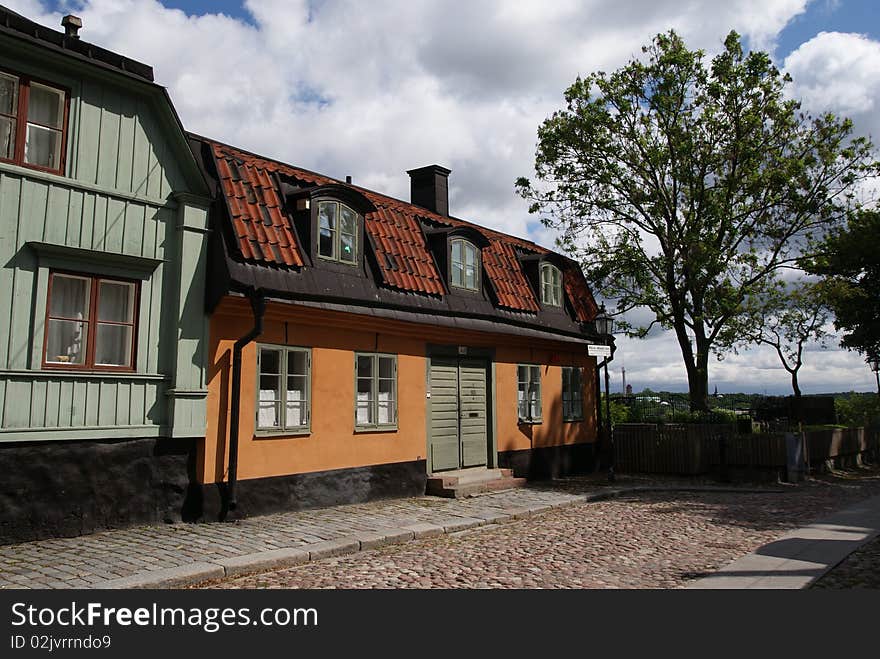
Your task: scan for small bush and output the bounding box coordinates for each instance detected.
[835,394,880,427]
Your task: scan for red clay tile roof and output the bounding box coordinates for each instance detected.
[208,140,597,321]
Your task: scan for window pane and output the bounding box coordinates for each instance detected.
[451,261,464,287]
[97,281,134,323]
[0,116,13,159]
[357,375,374,425]
[260,348,280,374]
[286,374,308,400]
[0,73,17,115]
[464,243,476,268]
[95,324,132,366]
[378,378,394,400]
[356,401,373,425]
[318,202,336,229]
[46,319,87,364]
[378,401,394,425]
[258,373,280,428]
[318,202,336,258]
[357,355,373,378]
[378,356,394,379]
[24,124,62,169]
[28,84,64,128]
[529,384,541,419]
[288,350,308,377]
[451,240,462,266]
[318,227,334,258]
[49,275,90,320]
[285,401,305,428]
[339,205,356,234]
[340,233,356,262]
[465,265,477,290]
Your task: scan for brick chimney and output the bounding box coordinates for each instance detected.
[407,165,451,216]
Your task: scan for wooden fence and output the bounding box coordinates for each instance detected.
[613,423,878,477]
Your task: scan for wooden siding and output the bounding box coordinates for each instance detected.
[71,78,186,200]
[0,44,205,441]
[0,373,167,434]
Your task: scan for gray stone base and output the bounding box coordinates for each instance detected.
[0,437,198,546]
[498,442,597,480]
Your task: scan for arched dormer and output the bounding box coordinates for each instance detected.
[421,223,490,295]
[518,250,569,312]
[540,261,563,307]
[281,181,375,270]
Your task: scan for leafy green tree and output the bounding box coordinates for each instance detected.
[803,210,880,362]
[732,282,830,398]
[516,30,878,411]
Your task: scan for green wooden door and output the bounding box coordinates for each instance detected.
[458,359,488,468]
[429,357,488,472]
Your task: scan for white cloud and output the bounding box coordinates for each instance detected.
[785,31,880,140]
[14,0,876,393]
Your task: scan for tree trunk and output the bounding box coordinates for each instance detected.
[673,321,711,412]
[686,359,710,412]
[791,370,802,398]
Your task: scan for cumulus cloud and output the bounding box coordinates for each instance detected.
[785,30,880,140]
[10,0,875,393]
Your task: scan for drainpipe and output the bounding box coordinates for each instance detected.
[227,290,266,512]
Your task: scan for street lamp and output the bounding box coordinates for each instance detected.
[870,357,880,399]
[593,304,615,482]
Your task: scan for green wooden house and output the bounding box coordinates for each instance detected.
[0,7,211,543]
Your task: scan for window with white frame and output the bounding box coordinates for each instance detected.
[450,238,480,291]
[355,353,397,429]
[44,272,137,369]
[541,262,563,307]
[257,345,311,432]
[562,366,584,421]
[517,364,542,423]
[317,200,358,264]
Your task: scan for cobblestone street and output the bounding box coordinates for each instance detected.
[201,467,880,589]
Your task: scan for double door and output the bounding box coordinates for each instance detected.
[428,357,488,472]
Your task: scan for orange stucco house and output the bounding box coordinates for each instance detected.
[188,135,608,518]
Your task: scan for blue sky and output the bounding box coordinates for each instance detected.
[775,0,879,57]
[16,0,880,394]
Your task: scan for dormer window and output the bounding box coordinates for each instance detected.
[541,263,562,307]
[317,200,358,264]
[451,238,480,291]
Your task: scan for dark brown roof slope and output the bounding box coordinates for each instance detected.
[206,139,598,322]
[0,5,154,82]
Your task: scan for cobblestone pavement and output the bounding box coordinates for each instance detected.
[202,467,880,589]
[0,475,629,589]
[811,536,880,589]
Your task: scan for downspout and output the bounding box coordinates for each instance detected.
[227,290,266,512]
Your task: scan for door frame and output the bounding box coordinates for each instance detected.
[425,344,497,474]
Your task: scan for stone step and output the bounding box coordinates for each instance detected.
[427,467,513,489]
[426,469,525,498]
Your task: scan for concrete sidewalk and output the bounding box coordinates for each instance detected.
[688,493,880,589]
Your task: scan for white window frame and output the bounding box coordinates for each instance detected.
[355,352,398,431]
[450,238,480,292]
[562,366,584,422]
[316,200,359,265]
[517,364,542,423]
[541,262,563,307]
[256,344,312,435]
